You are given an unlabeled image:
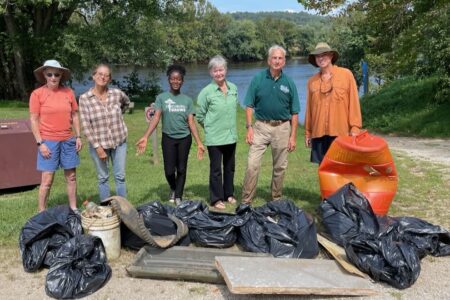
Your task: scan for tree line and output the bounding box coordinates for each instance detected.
[2,0,448,102]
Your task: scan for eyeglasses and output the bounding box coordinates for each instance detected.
[96,72,111,78]
[45,72,61,78]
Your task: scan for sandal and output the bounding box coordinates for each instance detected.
[227,196,237,204]
[212,201,226,210]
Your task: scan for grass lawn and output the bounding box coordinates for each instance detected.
[1,103,449,247]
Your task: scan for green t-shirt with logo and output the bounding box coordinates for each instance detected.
[244,69,300,120]
[155,92,194,139]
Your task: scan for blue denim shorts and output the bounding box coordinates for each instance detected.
[37,137,80,172]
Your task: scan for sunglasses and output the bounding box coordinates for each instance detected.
[45,72,61,78]
[320,77,333,94]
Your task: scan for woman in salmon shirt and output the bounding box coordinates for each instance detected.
[29,60,82,213]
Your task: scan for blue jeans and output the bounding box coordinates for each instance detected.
[89,141,127,201]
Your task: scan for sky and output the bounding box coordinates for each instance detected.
[207,0,307,13]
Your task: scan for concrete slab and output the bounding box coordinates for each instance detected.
[127,246,271,283]
[215,256,378,296]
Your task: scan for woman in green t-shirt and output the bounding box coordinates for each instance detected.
[136,65,205,205]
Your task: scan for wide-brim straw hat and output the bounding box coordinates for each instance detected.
[308,42,339,67]
[33,59,71,83]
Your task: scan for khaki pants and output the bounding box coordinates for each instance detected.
[241,120,291,203]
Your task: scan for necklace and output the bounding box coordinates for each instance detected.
[92,88,108,101]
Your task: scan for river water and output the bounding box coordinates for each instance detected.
[72,57,318,123]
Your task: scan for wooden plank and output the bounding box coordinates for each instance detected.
[317,234,368,278]
[215,256,378,296]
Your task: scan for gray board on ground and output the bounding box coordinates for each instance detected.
[215,256,378,296]
[127,245,272,283]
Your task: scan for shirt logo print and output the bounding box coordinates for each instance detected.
[165,98,186,113]
[280,85,289,93]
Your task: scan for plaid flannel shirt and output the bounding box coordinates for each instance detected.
[79,88,130,149]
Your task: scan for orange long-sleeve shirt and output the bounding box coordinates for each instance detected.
[305,65,362,139]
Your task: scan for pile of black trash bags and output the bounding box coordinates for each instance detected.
[122,199,319,259]
[19,205,111,299]
[319,183,450,289]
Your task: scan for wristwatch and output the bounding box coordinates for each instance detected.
[37,141,42,146]
[246,124,253,129]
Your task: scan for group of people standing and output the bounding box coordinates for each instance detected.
[29,42,361,213]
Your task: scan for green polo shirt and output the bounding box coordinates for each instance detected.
[196,81,238,146]
[245,69,300,120]
[154,92,194,139]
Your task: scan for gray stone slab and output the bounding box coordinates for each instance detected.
[215,256,378,296]
[127,246,272,283]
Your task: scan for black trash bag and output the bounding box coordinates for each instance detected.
[45,235,111,299]
[318,183,379,246]
[380,216,450,258]
[121,201,190,250]
[175,200,250,248]
[237,200,319,258]
[19,205,82,272]
[344,232,421,289]
[320,182,450,289]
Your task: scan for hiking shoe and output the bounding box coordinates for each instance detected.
[175,198,182,206]
[169,190,176,203]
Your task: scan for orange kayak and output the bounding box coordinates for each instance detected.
[318,131,398,215]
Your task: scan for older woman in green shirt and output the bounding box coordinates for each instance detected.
[196,55,238,210]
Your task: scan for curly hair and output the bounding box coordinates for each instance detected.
[166,64,186,79]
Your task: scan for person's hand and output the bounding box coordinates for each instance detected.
[288,136,296,152]
[135,137,148,155]
[350,131,359,136]
[96,147,108,161]
[197,143,206,160]
[245,127,254,145]
[305,137,311,148]
[39,143,51,159]
[76,137,82,152]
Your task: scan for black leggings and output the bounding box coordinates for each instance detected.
[161,133,192,199]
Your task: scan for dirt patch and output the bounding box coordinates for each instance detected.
[382,135,450,168]
[2,247,449,300]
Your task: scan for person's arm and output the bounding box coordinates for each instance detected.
[188,114,205,160]
[135,110,161,154]
[71,111,82,152]
[245,107,254,145]
[195,88,208,127]
[288,114,298,152]
[347,70,362,136]
[304,83,312,148]
[30,113,51,159]
[120,90,131,113]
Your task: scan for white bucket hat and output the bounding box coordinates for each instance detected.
[33,59,71,83]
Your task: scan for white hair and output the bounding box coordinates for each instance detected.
[268,45,286,58]
[208,55,227,70]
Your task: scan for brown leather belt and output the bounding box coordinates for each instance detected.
[259,120,289,127]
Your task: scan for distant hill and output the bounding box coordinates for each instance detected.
[227,11,327,25]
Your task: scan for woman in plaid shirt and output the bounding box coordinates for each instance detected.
[79,64,130,202]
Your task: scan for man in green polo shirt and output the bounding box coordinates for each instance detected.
[242,45,300,204]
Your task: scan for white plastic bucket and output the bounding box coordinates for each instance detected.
[81,212,121,260]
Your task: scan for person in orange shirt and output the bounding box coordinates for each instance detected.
[304,42,362,164]
[29,60,82,213]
